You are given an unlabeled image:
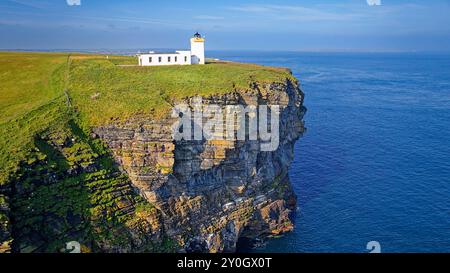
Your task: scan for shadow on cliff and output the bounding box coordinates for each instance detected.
[9,132,93,253]
[8,120,158,253]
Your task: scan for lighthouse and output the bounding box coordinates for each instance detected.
[190,32,205,65]
[137,32,206,66]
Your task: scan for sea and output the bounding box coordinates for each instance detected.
[208,51,450,253]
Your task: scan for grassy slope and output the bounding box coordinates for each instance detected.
[68,55,294,125]
[0,52,69,185]
[0,52,68,124]
[0,52,294,183]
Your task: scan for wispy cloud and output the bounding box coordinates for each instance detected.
[0,9,189,29]
[194,15,224,20]
[5,0,49,9]
[227,4,363,22]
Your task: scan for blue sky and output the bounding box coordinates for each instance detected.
[1,0,450,51]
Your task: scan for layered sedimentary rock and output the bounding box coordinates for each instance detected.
[93,79,306,252]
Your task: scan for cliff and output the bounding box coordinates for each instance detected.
[0,53,306,253]
[93,81,306,252]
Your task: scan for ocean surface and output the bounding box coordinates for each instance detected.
[209,51,450,253]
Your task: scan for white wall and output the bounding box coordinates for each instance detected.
[190,39,205,65]
[138,51,191,66]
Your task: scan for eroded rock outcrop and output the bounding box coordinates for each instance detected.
[0,188,11,253]
[94,79,306,252]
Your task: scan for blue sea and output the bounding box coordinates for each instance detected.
[210,51,450,253]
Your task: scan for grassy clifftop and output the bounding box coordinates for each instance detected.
[0,52,294,185]
[68,55,295,125]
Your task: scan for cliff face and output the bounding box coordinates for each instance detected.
[93,79,306,252]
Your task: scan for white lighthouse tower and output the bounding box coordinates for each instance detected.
[137,32,206,66]
[190,32,205,65]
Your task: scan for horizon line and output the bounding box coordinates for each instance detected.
[1,48,450,54]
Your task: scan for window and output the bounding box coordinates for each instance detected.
[184,56,187,62]
[168,56,171,62]
[175,56,178,62]
[158,57,162,63]
[149,57,152,63]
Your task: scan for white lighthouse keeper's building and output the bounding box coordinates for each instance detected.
[138,33,205,66]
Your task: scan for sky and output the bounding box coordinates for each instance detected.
[1,0,450,52]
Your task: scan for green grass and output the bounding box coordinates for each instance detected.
[68,55,295,125]
[0,52,69,124]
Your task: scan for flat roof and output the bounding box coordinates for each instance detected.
[138,50,190,55]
